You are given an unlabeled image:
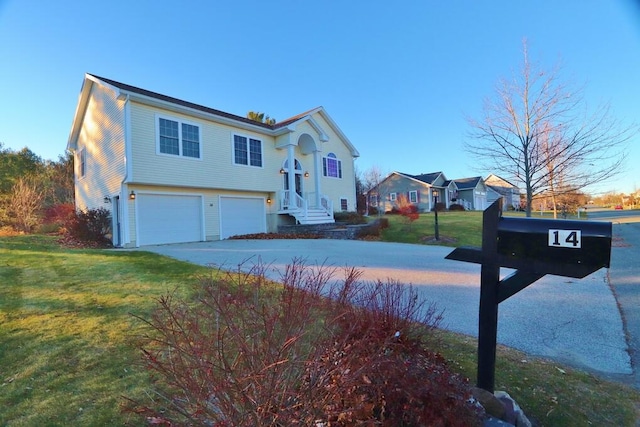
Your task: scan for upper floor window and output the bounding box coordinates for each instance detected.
[78,148,86,178]
[234,134,262,167]
[157,116,201,159]
[322,153,342,178]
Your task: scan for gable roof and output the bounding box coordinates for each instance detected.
[398,171,443,185]
[454,176,484,190]
[67,74,359,157]
[485,174,518,189]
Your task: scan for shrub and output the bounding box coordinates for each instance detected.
[334,211,367,224]
[7,177,45,233]
[449,203,466,211]
[130,262,483,426]
[367,205,379,216]
[63,207,112,245]
[432,202,447,212]
[43,203,76,225]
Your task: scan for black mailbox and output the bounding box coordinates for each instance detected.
[496,217,611,278]
[445,199,614,393]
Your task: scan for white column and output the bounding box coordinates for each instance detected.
[287,144,295,208]
[313,150,321,207]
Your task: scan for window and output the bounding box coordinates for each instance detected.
[389,192,397,201]
[78,148,86,178]
[322,153,342,178]
[157,116,201,158]
[234,134,263,167]
[409,190,418,203]
[340,198,348,211]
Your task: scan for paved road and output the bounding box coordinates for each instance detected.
[139,238,631,380]
[589,208,640,387]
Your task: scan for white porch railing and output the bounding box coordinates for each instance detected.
[279,190,334,223]
[279,190,308,213]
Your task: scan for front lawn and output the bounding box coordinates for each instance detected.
[0,236,208,425]
[1,235,638,426]
[379,211,484,246]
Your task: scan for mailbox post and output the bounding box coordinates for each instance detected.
[446,199,612,392]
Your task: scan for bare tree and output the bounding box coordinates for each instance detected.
[465,40,635,216]
[8,177,44,233]
[361,165,385,216]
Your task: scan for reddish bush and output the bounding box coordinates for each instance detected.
[62,207,112,245]
[43,203,75,225]
[129,261,483,426]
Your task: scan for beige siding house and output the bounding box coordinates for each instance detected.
[67,74,359,247]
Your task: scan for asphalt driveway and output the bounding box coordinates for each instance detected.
[139,239,631,379]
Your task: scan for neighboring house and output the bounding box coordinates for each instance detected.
[67,74,359,247]
[366,171,456,213]
[452,177,488,211]
[485,174,521,210]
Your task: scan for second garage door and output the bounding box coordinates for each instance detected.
[220,196,266,239]
[137,194,203,246]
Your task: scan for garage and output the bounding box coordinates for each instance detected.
[220,196,266,239]
[137,194,203,246]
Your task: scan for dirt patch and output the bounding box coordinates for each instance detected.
[421,235,458,245]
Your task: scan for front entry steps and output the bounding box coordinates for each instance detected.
[288,208,335,225]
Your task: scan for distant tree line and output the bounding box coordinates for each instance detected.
[0,142,74,233]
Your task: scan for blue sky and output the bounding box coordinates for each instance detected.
[1,0,639,194]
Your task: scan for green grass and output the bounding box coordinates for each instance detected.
[1,233,639,426]
[380,211,484,246]
[0,235,209,426]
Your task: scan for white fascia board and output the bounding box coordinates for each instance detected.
[316,108,359,157]
[66,76,94,151]
[67,74,126,151]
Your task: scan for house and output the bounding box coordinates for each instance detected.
[484,174,521,210]
[67,74,359,247]
[453,177,488,211]
[366,171,459,213]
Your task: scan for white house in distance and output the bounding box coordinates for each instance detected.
[67,74,359,247]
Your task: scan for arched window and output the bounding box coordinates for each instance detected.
[322,153,342,178]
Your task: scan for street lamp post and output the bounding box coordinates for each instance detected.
[433,190,440,240]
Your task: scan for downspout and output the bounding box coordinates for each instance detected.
[120,94,133,246]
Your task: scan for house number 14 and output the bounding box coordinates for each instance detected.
[548,229,581,248]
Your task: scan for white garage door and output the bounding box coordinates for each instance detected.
[137,194,203,246]
[220,196,266,239]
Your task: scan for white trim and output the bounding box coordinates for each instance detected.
[409,190,418,203]
[389,192,397,202]
[154,113,203,160]
[231,132,264,169]
[78,147,86,179]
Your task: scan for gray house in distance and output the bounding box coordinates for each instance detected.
[485,174,521,210]
[367,171,453,213]
[453,177,488,211]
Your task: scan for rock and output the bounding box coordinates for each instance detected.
[495,391,532,427]
[484,416,515,427]
[472,387,506,420]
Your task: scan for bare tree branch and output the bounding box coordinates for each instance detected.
[465,40,636,216]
